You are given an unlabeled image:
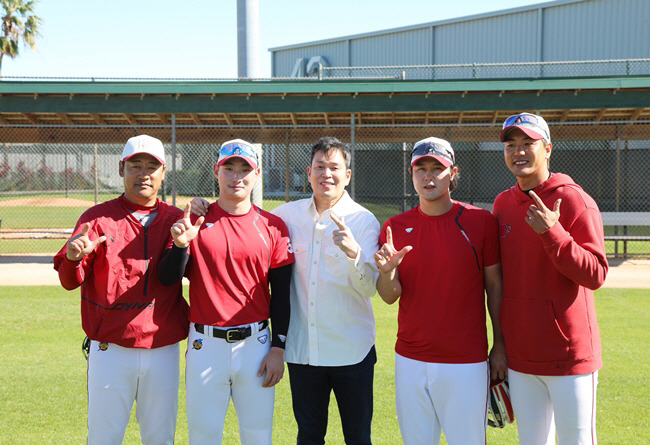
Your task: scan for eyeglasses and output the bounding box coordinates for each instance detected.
[219,142,257,161]
[411,142,455,164]
[502,114,544,130]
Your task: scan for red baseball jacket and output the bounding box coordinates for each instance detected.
[493,173,608,376]
[54,195,188,348]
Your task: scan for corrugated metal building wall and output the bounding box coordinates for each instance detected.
[270,0,650,77]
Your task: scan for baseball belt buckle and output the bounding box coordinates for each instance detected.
[225,328,246,343]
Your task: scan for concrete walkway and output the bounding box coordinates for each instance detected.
[1,254,649,288]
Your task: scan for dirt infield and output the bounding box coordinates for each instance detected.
[0,255,649,288]
[0,196,194,207]
[0,196,193,207]
[0,197,96,207]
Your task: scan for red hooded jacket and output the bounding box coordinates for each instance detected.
[53,195,188,348]
[493,173,608,376]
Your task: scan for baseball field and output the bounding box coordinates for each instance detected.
[0,285,648,444]
[1,195,648,256]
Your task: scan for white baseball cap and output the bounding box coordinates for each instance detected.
[217,139,258,168]
[411,137,455,168]
[122,135,166,165]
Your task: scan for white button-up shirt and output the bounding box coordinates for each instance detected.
[272,191,380,366]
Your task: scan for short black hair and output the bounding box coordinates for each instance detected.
[449,168,460,193]
[311,137,351,169]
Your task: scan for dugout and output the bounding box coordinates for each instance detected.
[0,75,649,254]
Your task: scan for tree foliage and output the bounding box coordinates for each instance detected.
[0,0,41,77]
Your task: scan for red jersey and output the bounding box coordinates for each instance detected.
[381,202,500,363]
[493,173,607,376]
[186,203,294,326]
[53,195,188,349]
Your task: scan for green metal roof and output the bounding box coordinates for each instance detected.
[1,75,648,94]
[1,76,649,115]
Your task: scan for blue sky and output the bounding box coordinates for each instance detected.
[2,0,545,79]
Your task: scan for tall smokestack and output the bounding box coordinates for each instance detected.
[237,0,263,206]
[237,0,260,78]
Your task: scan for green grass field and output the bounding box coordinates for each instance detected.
[0,286,647,444]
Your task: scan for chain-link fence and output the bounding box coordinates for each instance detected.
[1,121,648,256]
[318,59,650,80]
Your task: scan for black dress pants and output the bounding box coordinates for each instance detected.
[288,345,377,445]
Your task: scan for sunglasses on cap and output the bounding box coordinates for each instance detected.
[501,113,551,143]
[219,142,257,159]
[502,113,545,129]
[411,141,455,164]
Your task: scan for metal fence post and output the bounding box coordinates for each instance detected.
[64,145,68,198]
[93,143,98,204]
[171,113,177,207]
[402,142,409,212]
[284,129,290,202]
[350,113,355,200]
[615,125,621,212]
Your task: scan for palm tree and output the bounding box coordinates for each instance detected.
[0,0,41,78]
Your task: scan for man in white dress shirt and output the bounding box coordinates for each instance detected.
[272,136,380,445]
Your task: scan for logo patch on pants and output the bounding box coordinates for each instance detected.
[257,334,268,344]
[98,342,109,351]
[192,339,203,350]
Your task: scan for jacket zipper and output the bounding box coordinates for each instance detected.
[143,226,149,296]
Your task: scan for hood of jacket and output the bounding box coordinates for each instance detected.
[507,172,583,203]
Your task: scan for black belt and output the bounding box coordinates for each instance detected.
[194,320,268,343]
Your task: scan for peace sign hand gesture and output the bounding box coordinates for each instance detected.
[374,226,412,274]
[66,222,107,261]
[171,203,205,248]
[526,190,561,234]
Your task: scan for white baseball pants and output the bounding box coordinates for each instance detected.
[508,369,598,445]
[185,322,275,445]
[395,353,489,445]
[86,340,180,445]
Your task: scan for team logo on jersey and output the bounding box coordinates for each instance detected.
[405,228,414,233]
[499,223,512,239]
[287,241,294,254]
[192,339,203,350]
[257,334,269,344]
[98,342,109,351]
